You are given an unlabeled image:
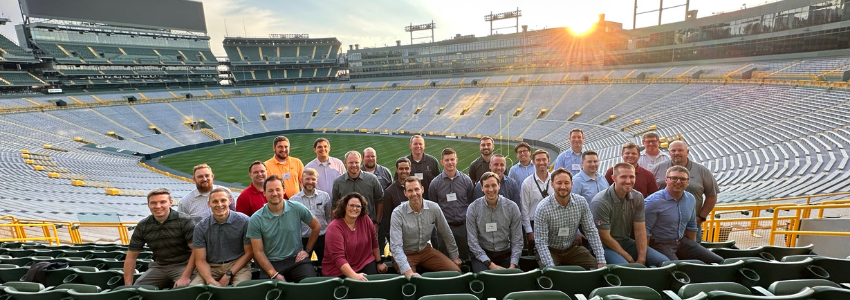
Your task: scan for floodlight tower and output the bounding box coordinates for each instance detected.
[633,0,691,29]
[485,8,522,35]
[404,21,435,45]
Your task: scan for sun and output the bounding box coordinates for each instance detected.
[566,15,598,36]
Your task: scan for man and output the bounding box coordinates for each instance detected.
[236,161,270,216]
[473,154,521,208]
[124,188,195,288]
[508,142,535,185]
[289,168,332,264]
[332,151,384,226]
[178,164,235,224]
[362,147,393,190]
[382,157,412,242]
[429,147,475,259]
[605,143,658,198]
[247,175,322,283]
[520,149,555,249]
[406,135,441,199]
[644,166,723,264]
[264,136,304,198]
[638,132,670,171]
[650,141,719,242]
[390,177,462,277]
[304,138,346,193]
[190,187,253,286]
[466,172,523,272]
[553,129,585,175]
[534,168,606,270]
[591,163,668,267]
[572,151,609,203]
[468,136,497,183]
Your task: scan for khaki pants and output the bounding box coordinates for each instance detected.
[189,260,251,286]
[536,245,598,270]
[134,261,194,289]
[392,244,460,274]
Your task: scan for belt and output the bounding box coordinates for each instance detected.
[448,221,465,227]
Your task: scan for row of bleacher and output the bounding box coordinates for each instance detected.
[232,68,337,81]
[36,42,216,66]
[223,44,340,63]
[0,71,45,86]
[0,34,38,63]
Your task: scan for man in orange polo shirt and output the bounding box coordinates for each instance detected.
[264,136,304,199]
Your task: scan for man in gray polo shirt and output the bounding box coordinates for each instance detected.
[190,187,253,286]
[178,163,235,224]
[429,147,475,260]
[332,151,384,227]
[591,163,668,267]
[650,141,719,242]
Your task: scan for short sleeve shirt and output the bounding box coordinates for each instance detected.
[590,185,645,243]
[193,211,251,263]
[246,201,314,261]
[128,209,194,265]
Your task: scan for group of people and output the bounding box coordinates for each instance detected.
[125,130,722,289]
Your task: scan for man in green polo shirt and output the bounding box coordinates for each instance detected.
[248,174,321,283]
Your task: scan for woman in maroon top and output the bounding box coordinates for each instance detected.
[322,192,388,279]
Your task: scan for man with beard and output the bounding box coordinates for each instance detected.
[429,147,475,259]
[332,151,384,228]
[406,135,441,200]
[571,151,608,203]
[466,172,523,272]
[591,163,668,267]
[638,132,670,171]
[248,175,321,282]
[382,157,412,244]
[264,136,304,199]
[190,187,253,286]
[236,161,271,216]
[554,129,585,176]
[650,141,719,242]
[605,143,658,198]
[473,154,521,208]
[534,168,606,269]
[124,188,196,288]
[468,136,498,183]
[645,166,722,263]
[289,168,332,265]
[520,149,555,252]
[362,147,393,190]
[508,142,534,184]
[178,163,235,224]
[389,177,462,277]
[305,138,346,193]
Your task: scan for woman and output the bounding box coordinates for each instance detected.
[323,192,388,280]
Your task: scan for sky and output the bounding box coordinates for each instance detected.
[0,0,781,57]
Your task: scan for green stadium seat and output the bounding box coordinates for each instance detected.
[537,266,607,298]
[1,281,45,292]
[403,271,481,299]
[0,267,28,283]
[138,285,211,300]
[669,260,744,291]
[418,294,479,300]
[712,248,763,260]
[66,286,140,300]
[276,277,342,300]
[2,285,70,300]
[504,290,572,300]
[758,245,814,261]
[678,282,752,299]
[341,274,408,300]
[700,240,737,249]
[810,286,850,300]
[69,269,127,290]
[475,269,540,300]
[738,258,814,289]
[207,280,280,300]
[704,287,813,300]
[768,279,840,295]
[807,257,850,286]
[588,286,662,300]
[605,263,678,293]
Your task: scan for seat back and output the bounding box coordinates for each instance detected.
[276,277,342,300]
[606,263,677,293]
[738,258,812,288]
[138,285,211,300]
[712,248,763,259]
[342,274,408,300]
[538,266,607,297]
[53,283,102,293]
[768,279,840,296]
[589,286,662,300]
[406,272,478,299]
[700,240,736,249]
[504,290,572,300]
[207,281,280,300]
[810,286,850,300]
[811,257,850,284]
[417,294,479,300]
[678,282,751,299]
[475,269,540,300]
[2,281,45,292]
[758,245,813,261]
[673,260,744,289]
[705,287,813,300]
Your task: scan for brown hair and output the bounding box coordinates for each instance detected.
[263,174,284,191]
[551,168,573,181]
[514,142,531,153]
[621,142,640,154]
[272,136,289,147]
[332,192,368,219]
[441,147,456,159]
[612,162,635,176]
[532,149,549,160]
[581,150,598,161]
[480,171,501,184]
[247,160,265,173]
[146,188,171,203]
[193,163,211,176]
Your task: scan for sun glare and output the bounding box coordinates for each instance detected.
[566,16,598,36]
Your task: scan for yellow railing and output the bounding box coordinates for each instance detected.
[0,223,61,245]
[769,203,850,246]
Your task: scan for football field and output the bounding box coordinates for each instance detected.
[158,133,521,187]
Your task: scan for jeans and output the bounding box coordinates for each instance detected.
[602,239,670,267]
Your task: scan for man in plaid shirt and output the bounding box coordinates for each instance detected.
[534,168,606,269]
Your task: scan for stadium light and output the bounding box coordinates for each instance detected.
[404,21,436,45]
[484,8,522,35]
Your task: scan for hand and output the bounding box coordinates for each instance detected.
[274,274,286,282]
[173,276,191,288]
[622,253,635,263]
[207,280,223,287]
[508,264,517,269]
[597,263,606,269]
[574,233,586,246]
[376,262,388,274]
[352,273,368,281]
[488,262,504,270]
[217,274,231,287]
[636,257,646,266]
[527,232,534,241]
[452,258,462,267]
[295,250,309,262]
[403,270,420,278]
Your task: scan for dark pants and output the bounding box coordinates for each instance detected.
[433,222,469,260]
[377,222,386,256]
[536,245,599,270]
[302,235,326,264]
[649,237,723,264]
[524,221,536,255]
[259,257,316,283]
[471,249,512,273]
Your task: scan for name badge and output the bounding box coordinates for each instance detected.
[414,173,424,180]
[486,223,497,232]
[281,172,291,180]
[558,227,571,237]
[446,193,457,202]
[571,164,581,171]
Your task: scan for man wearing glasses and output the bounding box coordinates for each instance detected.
[637,132,670,171]
[644,166,722,264]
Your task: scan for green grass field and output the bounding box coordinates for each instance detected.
[159,133,521,187]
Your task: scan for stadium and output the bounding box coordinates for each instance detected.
[0,0,849,298]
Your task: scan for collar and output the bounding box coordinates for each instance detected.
[211,211,236,225]
[344,171,361,181]
[361,164,380,173]
[567,148,583,155]
[661,189,683,202]
[247,184,263,194]
[271,156,288,165]
[260,201,291,218]
[152,208,179,224]
[484,195,507,209]
[578,170,601,180]
[534,172,550,183]
[296,190,317,198]
[605,184,631,203]
[403,200,429,214]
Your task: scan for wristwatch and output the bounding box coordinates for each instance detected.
[482,260,492,267]
[224,270,233,277]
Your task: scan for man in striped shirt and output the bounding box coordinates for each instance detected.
[534,168,606,270]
